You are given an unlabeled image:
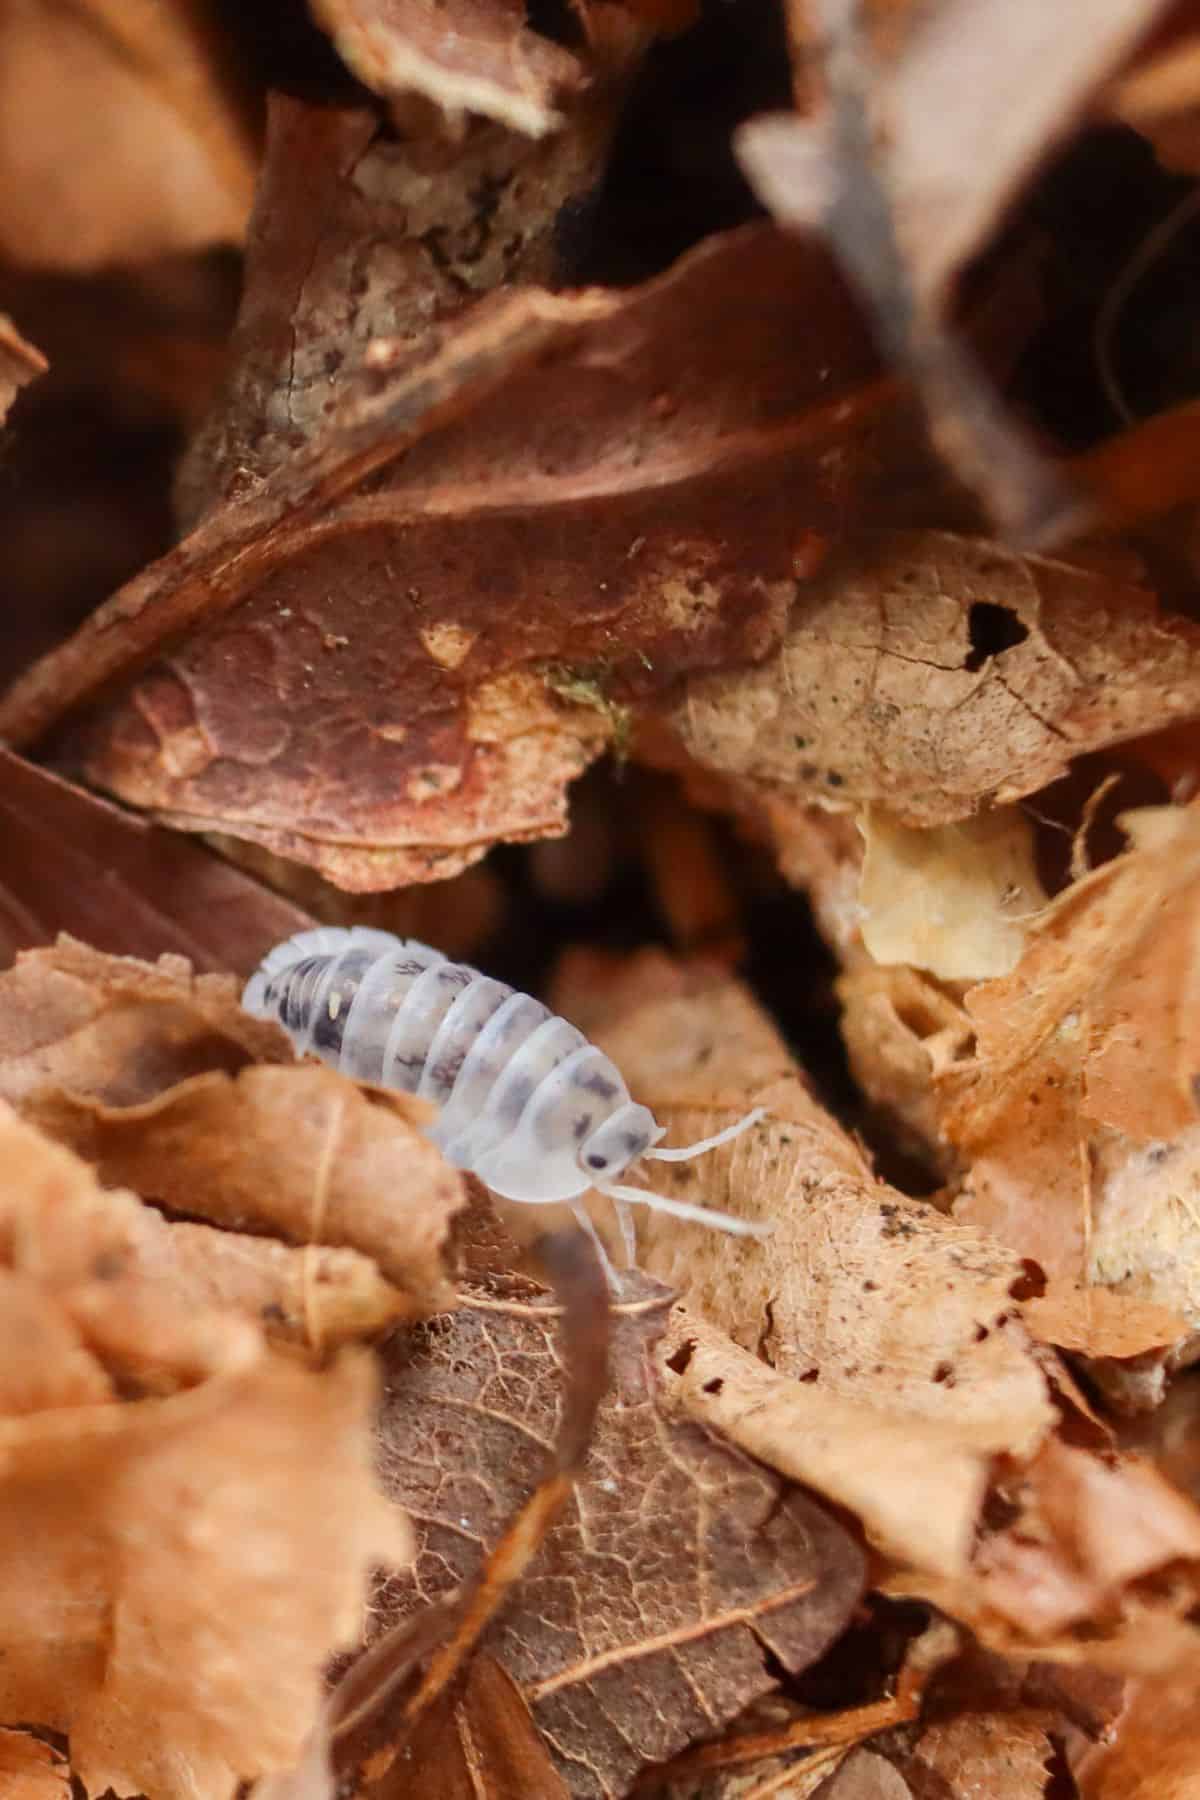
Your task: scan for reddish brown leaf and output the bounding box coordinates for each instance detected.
[370,1280,865,1797]
[0,747,314,976]
[0,92,889,887]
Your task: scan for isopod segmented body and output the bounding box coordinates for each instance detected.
[243,927,766,1258]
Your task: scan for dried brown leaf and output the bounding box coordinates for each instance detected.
[904,1713,1053,1799]
[116,1212,408,1349]
[311,0,585,136]
[36,1064,463,1307]
[0,1730,71,1800]
[0,95,889,887]
[0,1102,409,1800]
[816,1750,914,1800]
[371,1283,865,1797]
[657,1306,999,1580]
[836,963,972,1171]
[664,532,1200,832]
[943,804,1200,1307]
[0,0,254,270]
[0,938,464,1312]
[858,806,1047,982]
[0,747,314,977]
[553,951,1055,1570]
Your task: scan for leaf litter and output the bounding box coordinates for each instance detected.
[6,0,1200,1794]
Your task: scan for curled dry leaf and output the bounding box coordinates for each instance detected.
[664,531,1200,834]
[836,963,974,1171]
[0,0,255,270]
[554,948,1054,1575]
[0,313,46,425]
[310,0,585,137]
[370,1280,865,1797]
[943,804,1200,1345]
[0,1101,409,1800]
[36,1065,463,1309]
[0,1729,71,1800]
[114,1212,408,1349]
[0,88,890,887]
[0,937,464,1313]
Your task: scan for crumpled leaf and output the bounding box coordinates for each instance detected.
[0,1729,71,1800]
[942,804,1200,1344]
[0,0,254,270]
[111,1208,408,1349]
[0,937,464,1312]
[836,962,974,1171]
[0,313,46,424]
[0,746,314,977]
[310,0,586,137]
[0,92,889,888]
[554,948,1055,1576]
[370,1280,866,1798]
[0,1100,409,1800]
[663,531,1200,833]
[858,805,1048,982]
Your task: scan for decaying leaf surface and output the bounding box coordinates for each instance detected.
[0,746,314,977]
[311,0,585,137]
[0,1729,71,1800]
[858,806,1047,982]
[0,938,464,1312]
[943,805,1200,1323]
[0,142,890,888]
[664,531,1200,831]
[371,1282,866,1797]
[0,0,255,270]
[0,1101,410,1800]
[554,949,1055,1570]
[903,1713,1054,1798]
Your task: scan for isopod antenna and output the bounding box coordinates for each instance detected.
[643,1105,766,1162]
[597,1180,771,1237]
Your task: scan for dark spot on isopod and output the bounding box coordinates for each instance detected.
[587,1152,608,1170]
[580,1070,619,1100]
[572,1113,593,1141]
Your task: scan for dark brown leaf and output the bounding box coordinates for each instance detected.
[0,96,889,887]
[371,1279,866,1797]
[0,747,313,976]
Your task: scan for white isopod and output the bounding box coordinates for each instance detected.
[243,926,767,1268]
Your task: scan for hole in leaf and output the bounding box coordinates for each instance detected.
[964,601,1029,671]
[665,1338,696,1375]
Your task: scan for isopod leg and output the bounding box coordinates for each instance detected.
[569,1198,623,1294]
[612,1196,638,1270]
